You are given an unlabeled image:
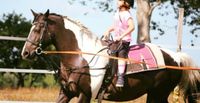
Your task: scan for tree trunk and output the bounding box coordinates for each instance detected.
[136,0,151,44]
[136,0,161,44]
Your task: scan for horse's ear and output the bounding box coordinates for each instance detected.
[44,9,50,18]
[31,9,38,17]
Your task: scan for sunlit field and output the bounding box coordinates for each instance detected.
[0,87,184,103]
[0,87,59,102]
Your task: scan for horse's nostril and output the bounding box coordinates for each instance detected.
[22,50,29,58]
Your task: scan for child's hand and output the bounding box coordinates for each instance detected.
[102,35,109,41]
[102,36,107,41]
[115,36,122,41]
[102,32,110,40]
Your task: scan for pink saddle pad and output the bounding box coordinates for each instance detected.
[128,44,158,69]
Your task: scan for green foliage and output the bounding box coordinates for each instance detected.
[0,11,31,68]
[0,73,58,88]
[24,74,58,88]
[0,11,31,36]
[0,73,18,88]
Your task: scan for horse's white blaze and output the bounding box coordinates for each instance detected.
[63,17,109,98]
[21,25,36,55]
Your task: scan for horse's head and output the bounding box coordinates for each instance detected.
[21,9,54,59]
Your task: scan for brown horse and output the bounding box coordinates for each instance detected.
[21,10,200,103]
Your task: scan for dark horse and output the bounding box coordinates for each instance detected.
[21,10,200,103]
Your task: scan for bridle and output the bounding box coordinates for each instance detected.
[26,20,48,55]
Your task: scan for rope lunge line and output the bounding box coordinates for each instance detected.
[43,50,142,63]
[43,50,200,70]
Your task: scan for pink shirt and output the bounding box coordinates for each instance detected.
[113,11,132,42]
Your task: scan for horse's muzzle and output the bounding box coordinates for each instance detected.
[21,49,30,59]
[21,48,38,60]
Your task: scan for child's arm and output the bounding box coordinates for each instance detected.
[116,18,134,41]
[103,25,114,40]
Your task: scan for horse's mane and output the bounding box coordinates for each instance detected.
[62,16,96,39]
[50,13,62,17]
[48,13,102,51]
[45,12,97,40]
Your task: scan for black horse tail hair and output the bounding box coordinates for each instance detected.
[177,52,200,99]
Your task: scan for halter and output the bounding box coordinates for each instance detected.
[26,21,48,55]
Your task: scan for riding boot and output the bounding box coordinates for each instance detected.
[116,73,124,87]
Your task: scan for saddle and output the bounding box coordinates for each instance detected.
[97,42,165,100]
[107,42,165,75]
[101,42,166,80]
[126,43,165,74]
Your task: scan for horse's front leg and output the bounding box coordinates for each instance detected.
[77,92,91,103]
[56,88,71,103]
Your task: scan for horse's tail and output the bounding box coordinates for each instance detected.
[177,52,200,98]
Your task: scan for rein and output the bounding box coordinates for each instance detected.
[87,47,109,65]
[42,50,137,63]
[37,47,111,71]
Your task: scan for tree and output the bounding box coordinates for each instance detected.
[135,0,200,43]
[136,0,161,43]
[67,0,200,44]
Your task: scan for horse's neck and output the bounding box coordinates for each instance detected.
[54,29,79,51]
[54,28,87,68]
[63,17,104,53]
[62,17,109,68]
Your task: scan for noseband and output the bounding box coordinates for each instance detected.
[26,21,48,55]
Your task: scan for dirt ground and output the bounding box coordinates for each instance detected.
[0,87,185,103]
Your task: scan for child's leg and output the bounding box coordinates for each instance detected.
[118,60,126,74]
[116,42,129,87]
[116,58,126,87]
